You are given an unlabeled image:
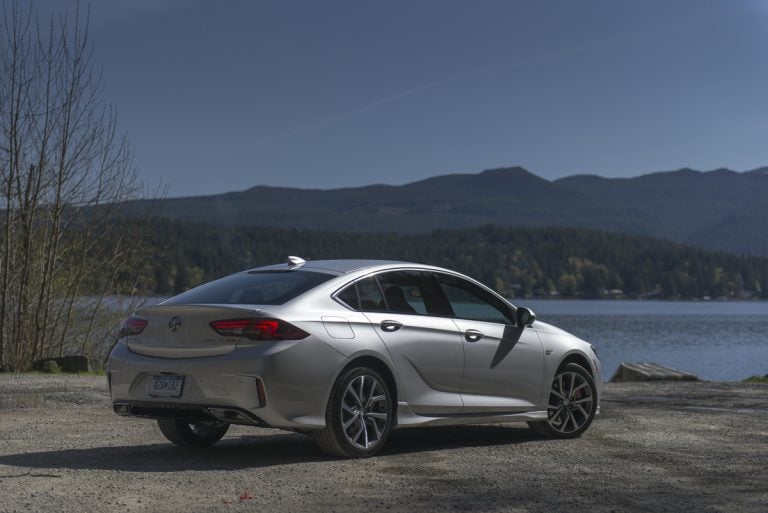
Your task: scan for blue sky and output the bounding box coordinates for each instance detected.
[34,0,768,196]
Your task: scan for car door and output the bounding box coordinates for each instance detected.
[434,273,545,413]
[356,271,465,415]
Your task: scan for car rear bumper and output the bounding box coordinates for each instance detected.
[112,400,269,426]
[106,337,346,429]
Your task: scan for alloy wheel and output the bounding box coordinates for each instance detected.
[546,370,595,434]
[340,374,389,450]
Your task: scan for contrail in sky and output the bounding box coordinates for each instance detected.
[250,5,760,149]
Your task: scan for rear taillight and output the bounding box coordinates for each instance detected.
[209,318,309,341]
[119,316,148,338]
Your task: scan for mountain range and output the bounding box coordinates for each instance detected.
[137,166,768,256]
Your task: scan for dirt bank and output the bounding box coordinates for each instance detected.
[0,375,766,513]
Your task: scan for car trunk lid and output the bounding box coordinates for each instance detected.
[125,304,261,358]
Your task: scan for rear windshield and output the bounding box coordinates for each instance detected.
[163,270,334,305]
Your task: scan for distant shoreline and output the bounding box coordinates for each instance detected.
[512,297,768,302]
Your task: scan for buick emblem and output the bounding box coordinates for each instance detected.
[168,316,182,332]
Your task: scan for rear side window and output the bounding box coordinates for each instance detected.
[357,277,387,312]
[335,276,387,312]
[164,270,334,305]
[335,283,360,310]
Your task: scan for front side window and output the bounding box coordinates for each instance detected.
[335,270,452,316]
[435,273,513,324]
[164,270,334,305]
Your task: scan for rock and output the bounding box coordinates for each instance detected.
[32,355,101,373]
[610,362,699,382]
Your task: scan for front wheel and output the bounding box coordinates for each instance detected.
[316,367,393,458]
[157,418,230,447]
[529,363,596,438]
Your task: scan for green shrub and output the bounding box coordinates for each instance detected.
[743,374,768,384]
[41,360,61,374]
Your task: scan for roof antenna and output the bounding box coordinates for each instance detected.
[287,255,306,267]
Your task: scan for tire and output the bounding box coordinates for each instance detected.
[157,418,230,447]
[316,366,394,458]
[528,363,597,439]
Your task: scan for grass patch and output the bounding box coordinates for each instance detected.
[743,375,768,383]
[0,369,106,377]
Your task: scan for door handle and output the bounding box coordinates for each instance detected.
[380,320,403,332]
[465,329,483,342]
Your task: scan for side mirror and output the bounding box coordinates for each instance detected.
[515,307,536,327]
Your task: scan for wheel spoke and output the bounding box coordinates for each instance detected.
[572,382,588,394]
[574,404,590,419]
[366,381,378,404]
[572,397,593,405]
[370,417,382,439]
[348,385,363,407]
[358,376,366,405]
[351,422,364,444]
[361,417,369,447]
[568,410,579,430]
[369,394,385,404]
[550,388,565,400]
[343,411,360,430]
[553,410,567,432]
[568,373,576,398]
[366,412,387,421]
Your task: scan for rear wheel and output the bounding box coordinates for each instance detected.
[529,363,596,438]
[316,367,393,458]
[157,418,230,447]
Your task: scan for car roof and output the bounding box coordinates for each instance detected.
[250,259,426,275]
[244,258,517,310]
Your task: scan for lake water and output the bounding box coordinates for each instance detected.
[112,297,766,382]
[522,300,768,382]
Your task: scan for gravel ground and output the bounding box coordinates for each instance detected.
[0,374,766,513]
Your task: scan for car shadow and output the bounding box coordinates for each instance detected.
[490,325,524,368]
[383,423,544,455]
[0,424,545,472]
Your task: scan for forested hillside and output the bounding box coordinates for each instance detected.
[141,219,768,300]
[125,166,768,256]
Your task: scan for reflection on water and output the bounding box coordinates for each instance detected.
[522,300,768,381]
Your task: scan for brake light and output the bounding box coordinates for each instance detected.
[119,316,148,338]
[209,318,309,341]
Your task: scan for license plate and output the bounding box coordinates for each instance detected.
[149,375,184,397]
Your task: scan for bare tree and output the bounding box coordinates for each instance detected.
[0,1,149,371]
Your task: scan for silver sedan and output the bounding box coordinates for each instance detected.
[107,258,601,457]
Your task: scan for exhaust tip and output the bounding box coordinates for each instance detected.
[113,402,132,415]
[204,407,259,425]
